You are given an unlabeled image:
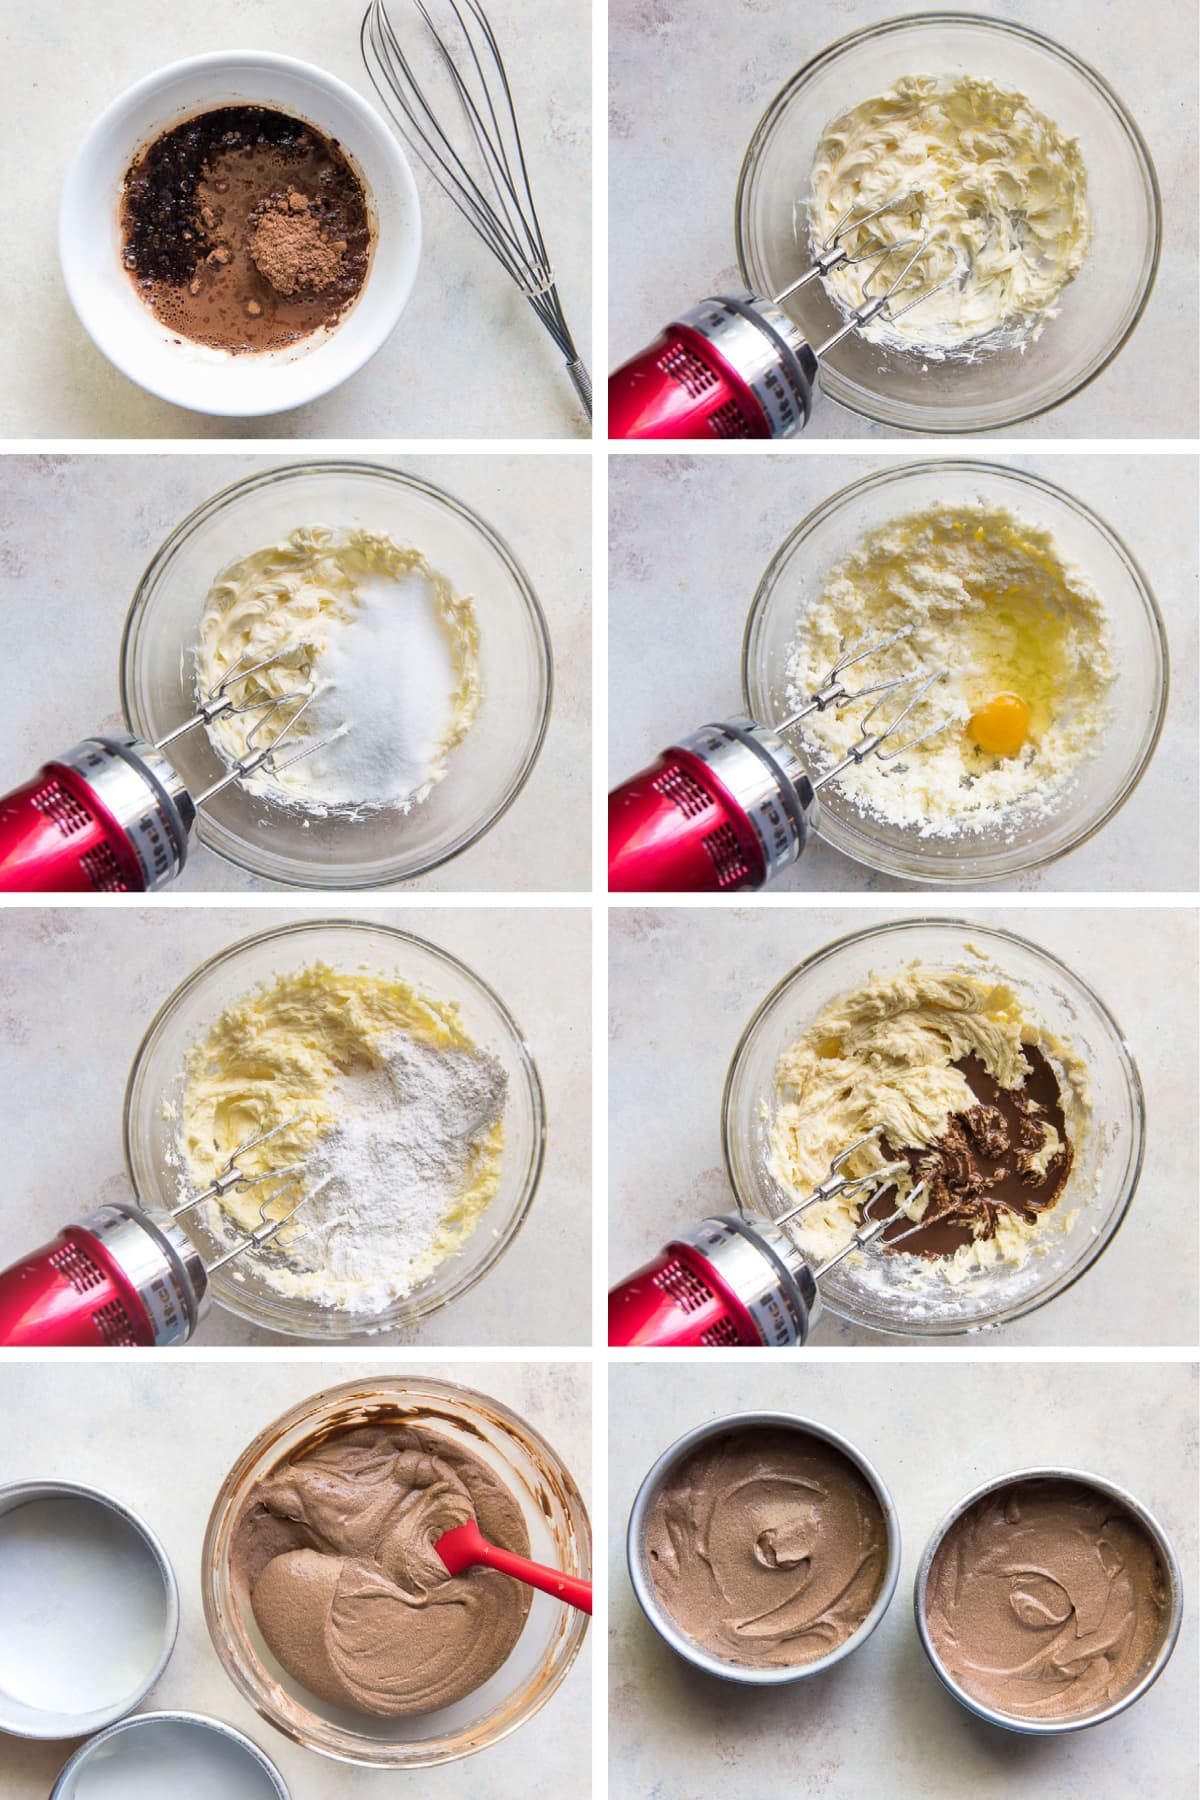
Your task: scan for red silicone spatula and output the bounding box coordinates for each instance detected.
[435,1520,592,1615]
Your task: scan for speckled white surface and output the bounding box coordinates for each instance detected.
[0,453,591,891]
[0,1359,591,1800]
[608,0,1199,438]
[608,453,1199,892]
[608,906,1200,1346]
[608,1361,1197,1799]
[0,0,591,439]
[0,905,591,1344]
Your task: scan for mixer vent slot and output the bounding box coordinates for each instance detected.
[657,341,718,398]
[707,400,752,439]
[92,1300,138,1348]
[652,1257,714,1315]
[49,1242,106,1294]
[701,1317,742,1347]
[80,843,131,893]
[702,823,752,888]
[32,780,91,837]
[652,764,712,819]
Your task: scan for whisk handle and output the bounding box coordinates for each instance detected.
[565,356,593,420]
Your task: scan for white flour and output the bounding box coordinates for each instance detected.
[271,1030,508,1314]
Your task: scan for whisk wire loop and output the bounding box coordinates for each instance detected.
[361,0,589,414]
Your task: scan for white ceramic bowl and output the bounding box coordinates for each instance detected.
[59,52,421,416]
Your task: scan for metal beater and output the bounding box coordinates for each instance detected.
[608,628,957,892]
[609,199,949,439]
[0,649,346,894]
[609,1132,931,1348]
[0,1118,327,1348]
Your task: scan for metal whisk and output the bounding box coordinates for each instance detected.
[361,0,591,418]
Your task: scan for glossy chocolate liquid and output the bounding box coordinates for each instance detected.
[121,106,372,353]
[875,1046,1073,1258]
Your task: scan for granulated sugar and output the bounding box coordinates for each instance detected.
[296,570,460,811]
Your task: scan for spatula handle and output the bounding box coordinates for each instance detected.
[478,1538,592,1614]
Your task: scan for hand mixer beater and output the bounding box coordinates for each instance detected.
[608,629,956,892]
[609,198,949,439]
[0,1120,327,1347]
[609,1132,931,1347]
[0,650,345,893]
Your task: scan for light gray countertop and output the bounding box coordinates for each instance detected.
[608,0,1199,438]
[0,452,591,891]
[608,1361,1198,1799]
[1,1359,592,1800]
[608,905,1200,1347]
[0,0,591,440]
[608,452,1199,892]
[0,905,591,1345]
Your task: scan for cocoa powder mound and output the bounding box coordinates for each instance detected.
[248,190,346,296]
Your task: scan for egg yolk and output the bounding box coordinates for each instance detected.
[967,692,1031,757]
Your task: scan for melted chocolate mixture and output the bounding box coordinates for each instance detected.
[120,105,371,353]
[875,1047,1073,1258]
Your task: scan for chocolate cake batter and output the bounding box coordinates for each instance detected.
[231,1424,530,1717]
[121,106,371,353]
[645,1426,887,1668]
[877,1047,1073,1259]
[925,1478,1168,1721]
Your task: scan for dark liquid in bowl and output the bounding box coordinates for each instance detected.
[120,105,372,354]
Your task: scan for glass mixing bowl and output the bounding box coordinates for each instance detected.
[120,462,553,887]
[742,460,1168,885]
[721,919,1145,1338]
[203,1376,590,1768]
[735,13,1160,433]
[123,920,545,1339]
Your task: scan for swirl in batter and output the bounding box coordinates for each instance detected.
[925,1478,1168,1720]
[231,1423,531,1716]
[809,75,1091,352]
[645,1427,887,1668]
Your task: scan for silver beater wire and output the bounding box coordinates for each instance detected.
[360,0,590,412]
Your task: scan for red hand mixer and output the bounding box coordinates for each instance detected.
[609,1136,929,1348]
[0,1122,320,1347]
[609,630,954,892]
[609,201,943,440]
[0,652,340,893]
